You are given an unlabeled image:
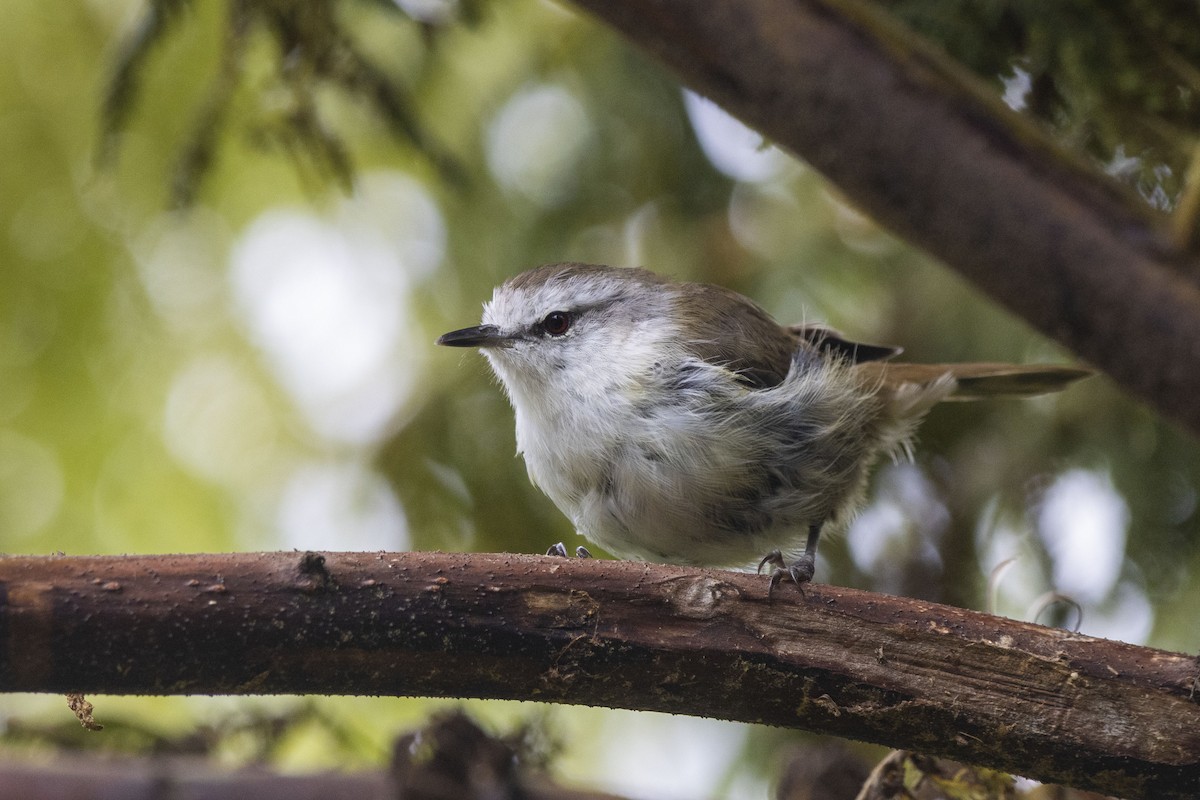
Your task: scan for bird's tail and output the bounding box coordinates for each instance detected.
[858,362,1094,401]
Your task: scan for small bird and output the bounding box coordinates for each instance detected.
[438,263,1091,593]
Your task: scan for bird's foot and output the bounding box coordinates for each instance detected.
[546,542,592,559]
[757,549,814,601]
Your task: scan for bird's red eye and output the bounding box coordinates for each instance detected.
[542,311,572,336]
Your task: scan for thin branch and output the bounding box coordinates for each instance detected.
[0,551,1196,798]
[566,0,1200,437]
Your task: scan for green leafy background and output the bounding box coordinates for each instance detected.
[1,1,1197,796]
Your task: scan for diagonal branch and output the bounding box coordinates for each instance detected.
[566,0,1200,436]
[0,551,1196,798]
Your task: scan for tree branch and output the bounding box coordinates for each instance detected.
[566,0,1200,436]
[1,551,1196,798]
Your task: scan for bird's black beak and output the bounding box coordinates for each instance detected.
[436,324,511,348]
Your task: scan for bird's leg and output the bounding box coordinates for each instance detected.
[546,542,592,558]
[757,524,822,600]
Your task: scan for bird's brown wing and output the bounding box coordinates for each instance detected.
[675,284,801,389]
[674,285,909,389]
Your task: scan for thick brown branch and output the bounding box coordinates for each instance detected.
[0,552,1196,798]
[567,0,1200,436]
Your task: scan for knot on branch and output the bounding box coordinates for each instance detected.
[296,551,335,593]
[661,574,741,619]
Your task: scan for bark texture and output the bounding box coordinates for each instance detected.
[0,551,1196,798]
[568,0,1200,436]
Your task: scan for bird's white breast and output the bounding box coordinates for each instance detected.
[490,317,672,511]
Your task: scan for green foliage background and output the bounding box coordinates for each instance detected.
[1,0,1198,795]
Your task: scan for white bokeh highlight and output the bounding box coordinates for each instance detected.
[848,463,948,579]
[164,354,281,487]
[486,84,593,207]
[230,174,444,445]
[277,459,410,552]
[578,712,756,800]
[1038,468,1129,605]
[391,0,455,24]
[1001,65,1032,111]
[221,172,441,551]
[979,468,1148,642]
[683,90,789,183]
[132,209,229,334]
[0,429,63,539]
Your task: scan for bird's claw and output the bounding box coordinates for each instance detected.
[757,549,785,574]
[758,549,814,601]
[546,543,592,559]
